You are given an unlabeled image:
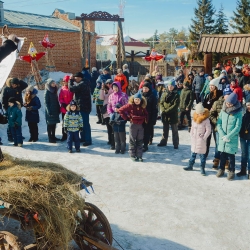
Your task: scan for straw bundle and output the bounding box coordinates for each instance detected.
[0,154,85,249]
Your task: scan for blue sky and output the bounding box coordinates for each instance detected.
[5,0,237,39]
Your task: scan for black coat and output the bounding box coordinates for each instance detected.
[240,111,250,140]
[0,40,17,63]
[69,79,92,113]
[236,74,249,88]
[25,95,41,123]
[142,90,158,125]
[2,79,28,110]
[203,90,223,111]
[90,71,99,94]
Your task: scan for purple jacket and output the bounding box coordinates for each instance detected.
[107,82,128,114]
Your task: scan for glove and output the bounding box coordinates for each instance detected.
[14,123,18,129]
[222,136,230,142]
[26,106,32,111]
[79,127,83,132]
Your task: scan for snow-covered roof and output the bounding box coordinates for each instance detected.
[175,45,187,50]
[96,34,150,47]
[2,9,80,32]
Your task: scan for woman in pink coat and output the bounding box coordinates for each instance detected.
[183,103,211,175]
[99,79,114,148]
[59,75,74,141]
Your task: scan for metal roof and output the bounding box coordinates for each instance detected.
[2,9,80,32]
[198,34,250,54]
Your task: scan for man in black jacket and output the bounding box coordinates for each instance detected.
[192,69,205,104]
[69,72,92,146]
[235,68,249,88]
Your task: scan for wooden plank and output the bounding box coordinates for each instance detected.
[243,37,250,53]
[207,37,214,52]
[220,38,227,53]
[225,38,231,53]
[198,37,205,52]
[212,37,218,52]
[239,37,246,53]
[230,38,237,53]
[234,37,241,53]
[216,38,223,53]
[203,37,210,52]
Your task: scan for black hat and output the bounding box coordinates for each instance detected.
[10,78,19,85]
[143,81,151,89]
[73,72,84,78]
[70,100,77,106]
[235,68,242,74]
[8,97,16,104]
[82,66,90,71]
[103,67,110,72]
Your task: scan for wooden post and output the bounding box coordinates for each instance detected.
[204,53,212,74]
[81,19,85,68]
[131,50,135,62]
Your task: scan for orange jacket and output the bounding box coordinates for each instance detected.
[114,74,128,93]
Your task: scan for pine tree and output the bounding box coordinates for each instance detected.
[214,5,229,34]
[231,0,250,33]
[189,0,215,42]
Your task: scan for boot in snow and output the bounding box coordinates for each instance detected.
[212,158,220,170]
[216,169,225,178]
[236,167,247,177]
[157,139,167,147]
[227,171,235,181]
[183,162,193,171]
[188,127,191,133]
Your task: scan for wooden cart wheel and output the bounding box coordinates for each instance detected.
[74,202,113,250]
[0,231,22,250]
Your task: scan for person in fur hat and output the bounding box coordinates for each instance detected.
[44,78,60,143]
[118,92,148,161]
[183,103,211,175]
[23,86,41,142]
[216,92,242,181]
[59,75,74,141]
[6,97,23,147]
[64,100,83,153]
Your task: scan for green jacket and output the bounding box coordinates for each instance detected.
[179,88,193,111]
[217,102,242,154]
[7,103,22,127]
[160,89,180,124]
[209,96,224,131]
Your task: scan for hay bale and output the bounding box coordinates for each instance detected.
[0,154,85,249]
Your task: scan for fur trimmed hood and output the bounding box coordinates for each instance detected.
[6,78,13,88]
[45,82,58,93]
[128,95,147,108]
[193,109,210,124]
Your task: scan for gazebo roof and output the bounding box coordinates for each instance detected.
[198,34,250,54]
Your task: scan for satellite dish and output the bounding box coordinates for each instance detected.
[235,57,239,64]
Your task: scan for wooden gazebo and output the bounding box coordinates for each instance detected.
[198,34,250,73]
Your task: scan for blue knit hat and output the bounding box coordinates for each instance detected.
[70,100,77,106]
[168,79,176,87]
[226,92,238,105]
[223,84,233,96]
[134,92,142,100]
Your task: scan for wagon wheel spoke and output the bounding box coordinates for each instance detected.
[86,211,94,223]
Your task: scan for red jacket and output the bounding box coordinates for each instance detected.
[230,81,243,102]
[118,97,148,125]
[59,85,74,114]
[114,74,128,93]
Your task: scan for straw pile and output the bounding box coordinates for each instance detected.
[0,154,85,249]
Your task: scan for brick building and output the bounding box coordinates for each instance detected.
[0,2,96,79]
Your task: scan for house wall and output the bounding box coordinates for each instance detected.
[0,27,82,79]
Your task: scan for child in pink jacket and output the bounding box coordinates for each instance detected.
[59,75,74,141]
[183,103,211,175]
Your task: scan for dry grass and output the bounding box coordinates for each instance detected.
[0,154,85,249]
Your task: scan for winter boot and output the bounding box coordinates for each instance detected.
[200,166,206,176]
[183,161,193,171]
[138,157,143,162]
[216,169,225,178]
[236,167,247,177]
[178,124,185,130]
[130,156,138,162]
[212,158,220,170]
[157,139,167,147]
[248,171,250,180]
[188,127,191,133]
[227,171,235,181]
[143,145,148,152]
[225,160,230,172]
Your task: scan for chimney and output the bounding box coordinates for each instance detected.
[0,1,4,24]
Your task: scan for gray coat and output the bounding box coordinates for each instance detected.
[44,83,60,125]
[192,75,205,94]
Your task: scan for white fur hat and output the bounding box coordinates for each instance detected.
[195,103,205,114]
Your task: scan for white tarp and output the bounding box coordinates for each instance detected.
[0,37,25,89]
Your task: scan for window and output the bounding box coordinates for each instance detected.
[103,51,108,60]
[96,53,100,59]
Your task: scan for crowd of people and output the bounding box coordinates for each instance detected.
[1,61,250,180]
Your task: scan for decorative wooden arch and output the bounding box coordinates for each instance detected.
[76,11,126,69]
[198,33,250,73]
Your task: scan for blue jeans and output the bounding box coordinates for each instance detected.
[219,152,235,172]
[240,138,250,171]
[10,126,23,145]
[67,131,80,150]
[80,111,92,144]
[189,152,206,167]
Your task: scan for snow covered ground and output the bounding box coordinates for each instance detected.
[1,89,250,250]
